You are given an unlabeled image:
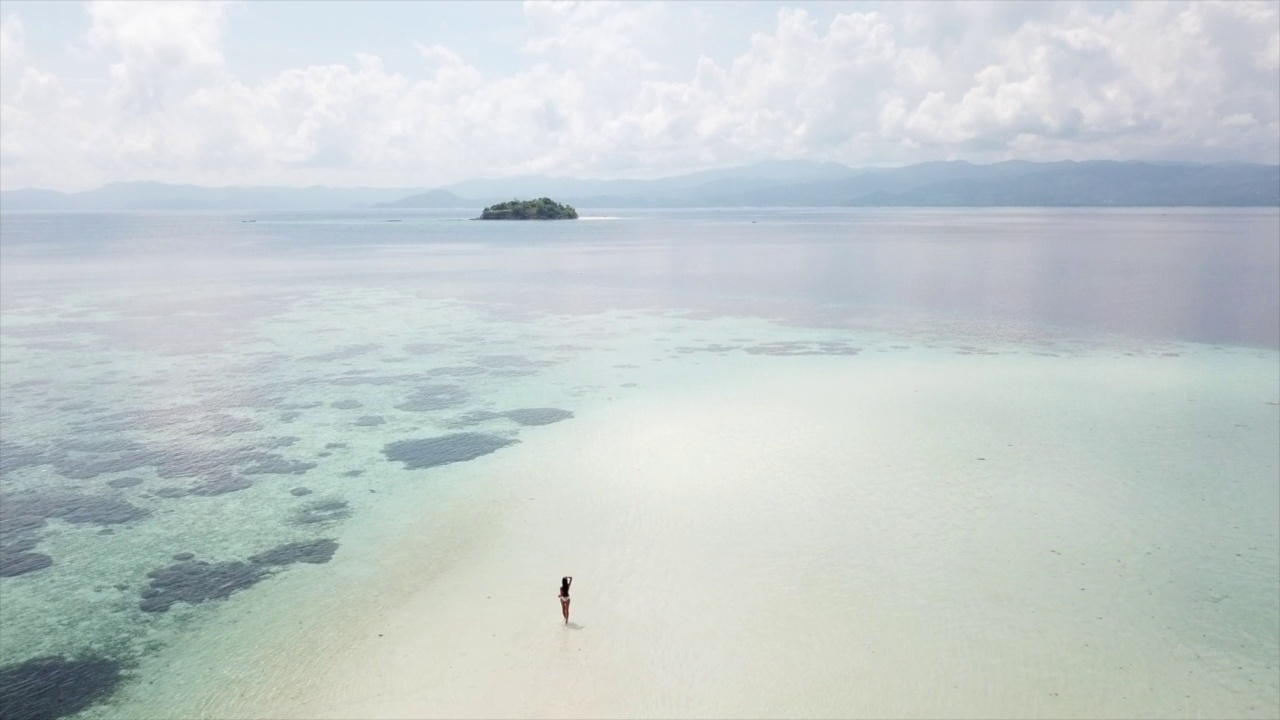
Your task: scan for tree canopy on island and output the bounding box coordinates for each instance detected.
[479,197,578,220]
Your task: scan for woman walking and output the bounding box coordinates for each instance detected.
[559,576,573,624]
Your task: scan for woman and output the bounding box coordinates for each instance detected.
[559,576,573,624]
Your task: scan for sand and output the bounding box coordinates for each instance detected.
[99,351,1279,720]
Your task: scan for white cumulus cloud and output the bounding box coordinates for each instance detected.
[0,0,1276,191]
[0,13,25,69]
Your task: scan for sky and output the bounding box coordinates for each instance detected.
[0,0,1277,192]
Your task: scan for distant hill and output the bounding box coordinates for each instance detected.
[691,161,1280,208]
[2,160,1276,211]
[440,159,856,201]
[0,182,433,212]
[370,189,469,209]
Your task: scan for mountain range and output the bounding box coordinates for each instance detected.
[3,160,1276,212]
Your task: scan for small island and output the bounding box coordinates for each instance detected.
[478,197,578,220]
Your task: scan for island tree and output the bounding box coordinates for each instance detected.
[479,197,579,220]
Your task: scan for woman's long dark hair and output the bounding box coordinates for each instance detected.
[561,577,570,592]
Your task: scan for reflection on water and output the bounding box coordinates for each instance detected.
[3,208,1275,348]
[0,208,1276,719]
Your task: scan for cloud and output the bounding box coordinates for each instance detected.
[0,13,24,69]
[86,0,230,113]
[1,14,85,186]
[0,0,1277,191]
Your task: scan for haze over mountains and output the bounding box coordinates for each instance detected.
[2,160,1276,212]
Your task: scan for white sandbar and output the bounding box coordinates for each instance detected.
[108,352,1280,719]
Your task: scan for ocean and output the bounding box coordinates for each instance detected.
[1,208,1277,719]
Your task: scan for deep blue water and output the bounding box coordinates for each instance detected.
[3,208,1276,348]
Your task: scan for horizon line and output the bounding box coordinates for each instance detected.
[3,158,1278,195]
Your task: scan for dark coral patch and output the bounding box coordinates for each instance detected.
[0,551,53,577]
[304,344,380,362]
[475,355,549,369]
[292,497,351,525]
[105,477,143,489]
[240,458,316,475]
[50,446,154,480]
[188,473,253,497]
[1,513,48,536]
[290,487,312,497]
[354,415,386,427]
[153,487,189,499]
[395,385,469,412]
[383,434,517,470]
[331,399,362,410]
[278,401,323,411]
[43,438,317,483]
[59,438,154,459]
[0,655,123,720]
[488,369,540,378]
[204,384,287,410]
[2,534,39,553]
[403,342,447,355]
[330,372,429,387]
[193,413,263,437]
[740,341,861,356]
[56,400,96,412]
[59,497,150,524]
[249,538,338,566]
[446,410,504,428]
[0,493,149,529]
[6,378,52,387]
[430,366,488,378]
[139,559,265,613]
[503,408,573,426]
[0,439,51,476]
[150,446,294,478]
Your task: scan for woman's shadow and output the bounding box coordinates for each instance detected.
[564,622,584,630]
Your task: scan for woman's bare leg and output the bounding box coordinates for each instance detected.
[561,599,569,624]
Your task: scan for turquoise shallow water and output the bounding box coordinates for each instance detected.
[0,208,1277,718]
